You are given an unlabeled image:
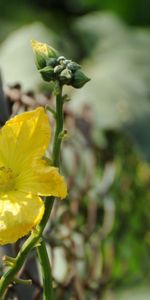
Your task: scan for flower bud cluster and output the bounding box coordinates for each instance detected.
[31,40,90,89]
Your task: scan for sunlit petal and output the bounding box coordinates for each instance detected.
[0,191,44,245]
[16,161,67,199]
[0,107,50,173]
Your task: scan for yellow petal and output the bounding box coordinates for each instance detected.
[0,191,44,245]
[31,39,50,56]
[31,40,58,58]
[16,160,67,199]
[0,107,50,174]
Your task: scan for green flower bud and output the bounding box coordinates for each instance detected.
[57,56,66,63]
[46,58,57,67]
[63,59,71,66]
[54,65,64,74]
[67,62,81,72]
[31,40,58,70]
[31,40,90,89]
[39,66,54,82]
[72,70,90,88]
[60,69,72,82]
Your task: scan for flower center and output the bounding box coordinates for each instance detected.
[0,167,15,192]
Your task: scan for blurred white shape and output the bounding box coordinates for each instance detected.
[52,247,67,283]
[70,13,150,160]
[0,23,57,89]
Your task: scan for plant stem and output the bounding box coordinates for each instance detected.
[52,84,63,167]
[0,231,39,298]
[0,82,64,299]
[37,82,63,299]
[37,240,54,300]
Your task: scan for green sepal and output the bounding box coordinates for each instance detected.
[39,66,54,82]
[72,70,90,88]
[35,53,47,70]
[46,46,58,59]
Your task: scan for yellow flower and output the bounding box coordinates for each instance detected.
[0,107,67,245]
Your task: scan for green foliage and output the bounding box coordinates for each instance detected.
[61,125,150,296]
[109,134,150,285]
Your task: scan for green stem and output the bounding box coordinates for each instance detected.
[37,240,54,300]
[37,82,63,299]
[0,231,39,298]
[0,83,64,299]
[52,84,63,167]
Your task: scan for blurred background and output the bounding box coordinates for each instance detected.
[0,0,150,299]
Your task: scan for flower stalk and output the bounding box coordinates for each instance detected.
[52,84,63,167]
[37,83,64,299]
[37,240,54,300]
